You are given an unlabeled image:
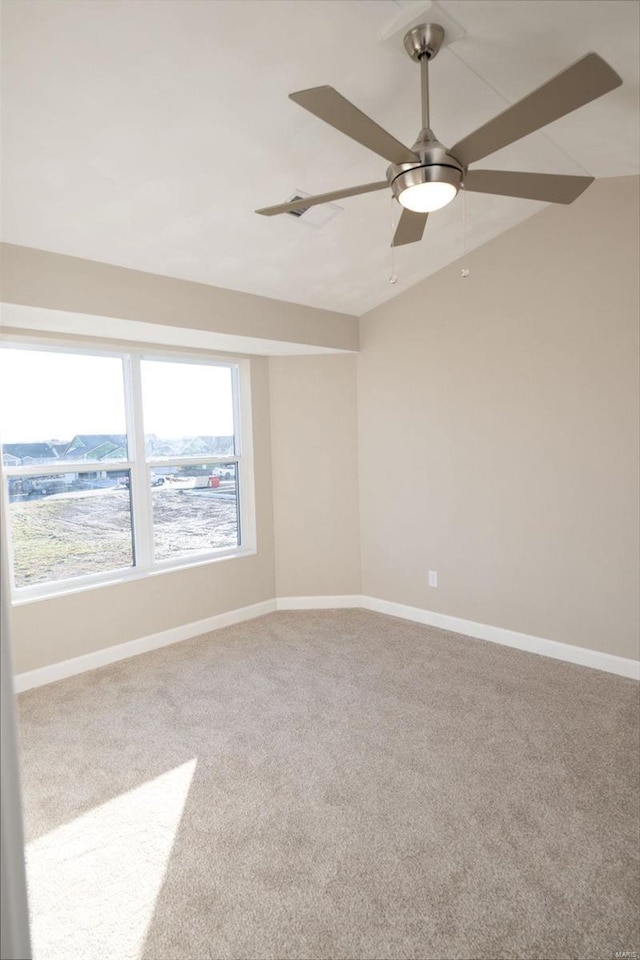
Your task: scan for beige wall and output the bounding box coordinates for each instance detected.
[358,176,640,660]
[0,243,358,352]
[270,355,361,597]
[11,357,276,673]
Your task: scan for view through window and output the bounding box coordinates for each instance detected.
[0,346,250,593]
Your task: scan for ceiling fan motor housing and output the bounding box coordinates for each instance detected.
[387,134,464,204]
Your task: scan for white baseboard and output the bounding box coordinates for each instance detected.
[14,593,639,692]
[14,599,277,693]
[360,596,640,681]
[276,595,364,611]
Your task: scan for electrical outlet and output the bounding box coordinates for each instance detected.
[428,570,438,588]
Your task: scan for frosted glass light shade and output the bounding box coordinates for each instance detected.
[398,180,458,213]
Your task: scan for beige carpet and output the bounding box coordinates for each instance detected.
[17,609,640,960]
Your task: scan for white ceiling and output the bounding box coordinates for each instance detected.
[1,0,639,317]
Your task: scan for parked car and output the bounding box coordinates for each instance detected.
[30,477,67,496]
[211,465,236,480]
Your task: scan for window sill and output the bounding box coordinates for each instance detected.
[11,547,258,606]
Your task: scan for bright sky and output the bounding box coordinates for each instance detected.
[0,348,234,444]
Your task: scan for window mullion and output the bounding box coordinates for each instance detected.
[123,356,154,569]
[236,360,254,551]
[231,364,243,458]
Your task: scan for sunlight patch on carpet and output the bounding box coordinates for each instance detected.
[26,759,197,960]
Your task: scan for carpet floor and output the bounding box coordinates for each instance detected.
[17,609,640,960]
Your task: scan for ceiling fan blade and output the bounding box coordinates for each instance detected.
[256,180,388,217]
[392,208,429,247]
[464,169,594,204]
[451,53,622,167]
[289,86,418,165]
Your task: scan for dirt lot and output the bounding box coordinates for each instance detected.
[153,487,238,561]
[9,486,238,587]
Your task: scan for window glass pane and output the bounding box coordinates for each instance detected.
[141,360,235,459]
[7,471,134,587]
[0,348,127,466]
[151,463,239,561]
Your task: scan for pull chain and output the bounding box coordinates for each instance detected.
[461,182,470,279]
[389,196,398,284]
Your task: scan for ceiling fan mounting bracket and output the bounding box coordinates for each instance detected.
[403,23,445,63]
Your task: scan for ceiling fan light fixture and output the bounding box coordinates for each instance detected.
[392,164,461,213]
[399,180,458,212]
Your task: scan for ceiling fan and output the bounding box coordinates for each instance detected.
[256,23,622,246]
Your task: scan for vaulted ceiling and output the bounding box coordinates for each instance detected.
[1,0,638,316]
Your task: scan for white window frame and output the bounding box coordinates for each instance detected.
[0,339,256,604]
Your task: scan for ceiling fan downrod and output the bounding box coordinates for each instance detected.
[403,23,445,136]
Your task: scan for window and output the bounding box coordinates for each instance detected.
[0,344,255,598]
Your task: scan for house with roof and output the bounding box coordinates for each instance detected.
[62,434,128,461]
[2,443,58,467]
